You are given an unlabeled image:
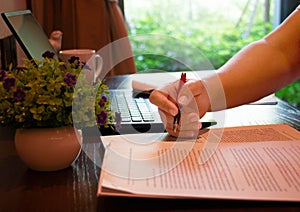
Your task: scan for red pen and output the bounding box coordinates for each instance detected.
[173,73,187,132]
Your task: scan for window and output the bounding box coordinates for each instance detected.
[124,0,274,72]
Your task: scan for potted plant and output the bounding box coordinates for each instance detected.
[0,51,116,171]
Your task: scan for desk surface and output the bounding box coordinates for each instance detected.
[1,73,300,211]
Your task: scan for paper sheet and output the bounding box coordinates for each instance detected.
[98,124,300,201]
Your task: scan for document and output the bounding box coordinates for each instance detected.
[97,124,300,201]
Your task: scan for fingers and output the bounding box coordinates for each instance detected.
[165,121,201,138]
[149,79,211,138]
[149,90,178,116]
[159,109,201,138]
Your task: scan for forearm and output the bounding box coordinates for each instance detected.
[204,5,300,110]
[216,40,298,109]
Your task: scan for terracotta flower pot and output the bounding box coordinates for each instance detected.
[14,126,82,171]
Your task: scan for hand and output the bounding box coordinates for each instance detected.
[149,79,210,137]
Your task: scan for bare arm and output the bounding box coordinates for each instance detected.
[209,6,300,109]
[150,5,300,137]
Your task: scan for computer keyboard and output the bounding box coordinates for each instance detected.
[108,90,165,134]
[110,90,155,123]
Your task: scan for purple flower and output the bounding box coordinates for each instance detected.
[42,51,55,59]
[68,56,81,68]
[98,96,107,107]
[68,56,80,64]
[13,88,26,102]
[96,111,108,126]
[3,77,16,91]
[0,70,6,81]
[64,73,77,87]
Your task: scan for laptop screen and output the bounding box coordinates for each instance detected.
[1,10,57,61]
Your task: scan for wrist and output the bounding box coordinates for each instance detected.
[201,73,227,112]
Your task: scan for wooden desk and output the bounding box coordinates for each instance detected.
[1,74,300,211]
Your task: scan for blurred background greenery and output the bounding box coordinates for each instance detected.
[124,0,299,108]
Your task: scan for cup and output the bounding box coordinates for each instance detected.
[59,49,102,83]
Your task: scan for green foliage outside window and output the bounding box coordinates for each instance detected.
[126,1,299,108]
[275,80,300,108]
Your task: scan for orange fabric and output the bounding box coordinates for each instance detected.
[29,0,136,76]
[107,1,137,75]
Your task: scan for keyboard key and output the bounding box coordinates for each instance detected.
[132,117,142,122]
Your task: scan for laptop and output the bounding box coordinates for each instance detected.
[1,9,167,134]
[1,10,58,61]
